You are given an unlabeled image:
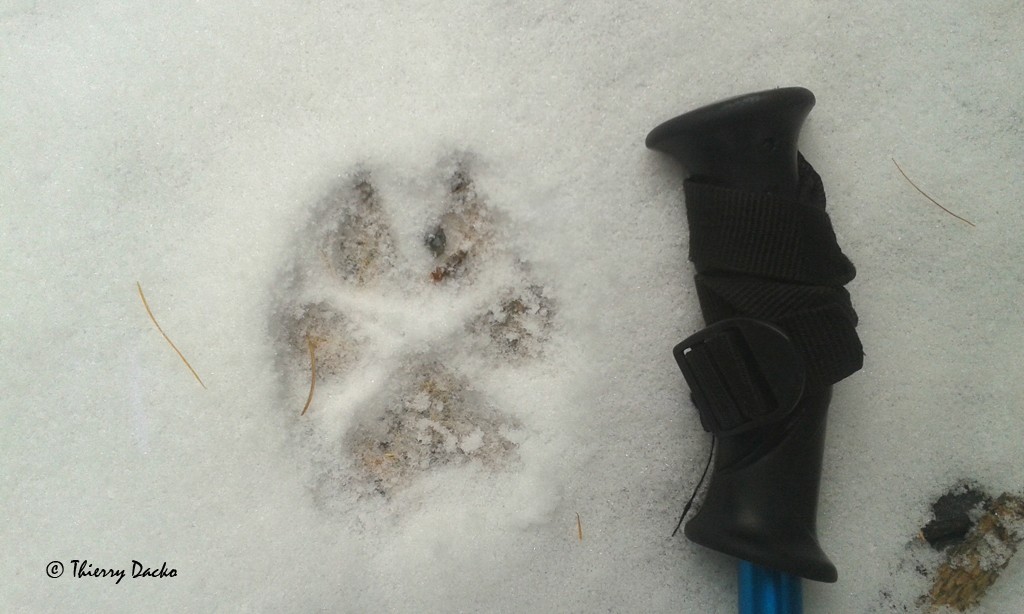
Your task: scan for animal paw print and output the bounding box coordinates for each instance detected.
[271,154,553,499]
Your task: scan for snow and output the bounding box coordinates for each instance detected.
[2,1,1023,612]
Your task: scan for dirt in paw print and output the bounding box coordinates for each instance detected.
[346,360,523,497]
[271,153,554,500]
[425,168,495,283]
[317,173,397,286]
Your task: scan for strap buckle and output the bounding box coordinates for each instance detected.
[674,318,806,435]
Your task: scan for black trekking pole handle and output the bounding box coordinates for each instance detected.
[645,87,863,611]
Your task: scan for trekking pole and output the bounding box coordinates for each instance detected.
[646,87,863,613]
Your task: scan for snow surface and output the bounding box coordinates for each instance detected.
[2,1,1023,612]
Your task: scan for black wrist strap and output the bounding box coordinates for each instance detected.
[675,155,862,434]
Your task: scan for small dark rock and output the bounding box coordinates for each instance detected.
[921,517,973,548]
[920,483,991,550]
[425,227,446,256]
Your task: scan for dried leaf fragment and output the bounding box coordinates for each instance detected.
[926,493,1024,611]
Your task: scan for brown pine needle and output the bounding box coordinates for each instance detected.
[892,159,976,227]
[300,336,318,416]
[136,282,206,389]
[576,512,583,541]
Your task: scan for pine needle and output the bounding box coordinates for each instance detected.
[300,336,318,416]
[892,159,975,227]
[136,282,206,389]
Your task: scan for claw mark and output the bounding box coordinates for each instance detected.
[136,282,206,389]
[576,512,583,541]
[301,336,318,416]
[892,159,975,227]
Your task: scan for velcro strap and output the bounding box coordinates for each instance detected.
[674,318,806,435]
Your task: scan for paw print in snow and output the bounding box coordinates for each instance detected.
[271,154,554,499]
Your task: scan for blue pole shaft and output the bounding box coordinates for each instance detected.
[738,561,803,614]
